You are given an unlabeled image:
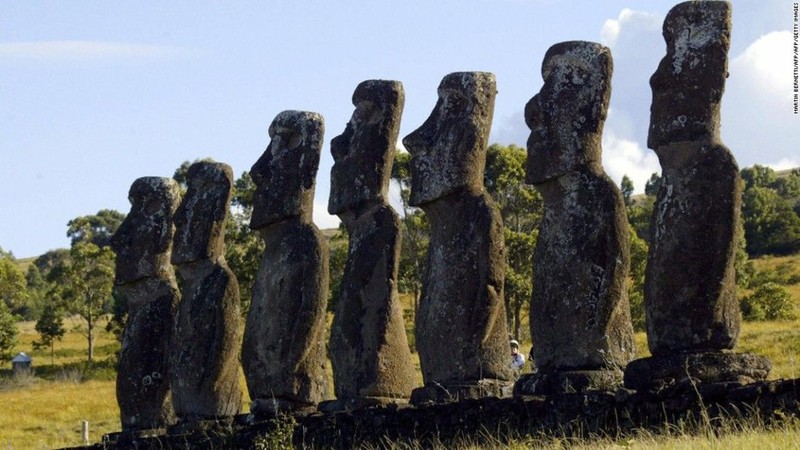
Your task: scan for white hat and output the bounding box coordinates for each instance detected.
[509,340,519,347]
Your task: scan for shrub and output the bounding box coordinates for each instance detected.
[740,282,796,321]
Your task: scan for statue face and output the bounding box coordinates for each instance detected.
[172,162,232,264]
[403,72,495,207]
[647,1,729,149]
[329,80,403,215]
[112,177,180,284]
[525,41,611,184]
[250,110,322,229]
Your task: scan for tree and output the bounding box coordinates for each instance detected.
[484,144,543,341]
[391,151,430,312]
[644,172,662,197]
[0,301,18,361]
[57,241,115,362]
[742,185,800,255]
[740,282,796,321]
[326,225,349,312]
[620,175,634,206]
[225,170,264,311]
[741,165,777,190]
[628,224,649,331]
[0,257,27,315]
[66,209,126,248]
[33,304,65,364]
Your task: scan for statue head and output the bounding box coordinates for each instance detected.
[171,161,233,265]
[402,72,496,206]
[250,110,323,229]
[647,0,730,149]
[112,177,181,284]
[328,80,404,215]
[525,41,612,184]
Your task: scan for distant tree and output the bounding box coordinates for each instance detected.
[740,282,796,321]
[484,144,543,340]
[0,302,18,361]
[628,224,649,331]
[484,144,543,233]
[225,170,264,311]
[740,165,777,190]
[391,151,430,312]
[0,257,27,315]
[66,209,126,248]
[33,304,65,364]
[742,186,800,255]
[644,172,662,197]
[57,242,115,362]
[327,225,349,312]
[626,195,654,244]
[620,175,634,206]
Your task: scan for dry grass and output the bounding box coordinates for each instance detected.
[0,378,118,449]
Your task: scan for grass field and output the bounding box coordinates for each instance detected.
[0,255,799,449]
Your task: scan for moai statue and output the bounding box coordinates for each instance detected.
[324,80,416,411]
[514,41,635,396]
[111,177,181,431]
[624,1,770,392]
[169,161,242,422]
[242,110,330,415]
[403,72,512,404]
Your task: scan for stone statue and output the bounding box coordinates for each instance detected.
[242,110,330,415]
[169,161,242,422]
[624,0,770,391]
[403,72,512,404]
[111,177,181,431]
[515,41,635,395]
[325,80,416,410]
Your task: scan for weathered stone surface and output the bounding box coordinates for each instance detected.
[170,161,242,421]
[642,1,741,356]
[327,80,415,407]
[242,111,330,415]
[403,72,512,403]
[328,80,403,215]
[111,177,181,431]
[520,42,634,395]
[624,351,772,393]
[96,378,800,449]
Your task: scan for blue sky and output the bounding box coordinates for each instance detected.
[1,0,796,258]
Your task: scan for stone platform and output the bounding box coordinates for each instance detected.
[67,377,800,449]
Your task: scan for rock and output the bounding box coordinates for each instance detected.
[242,111,330,415]
[403,72,512,403]
[520,41,635,394]
[170,161,242,421]
[111,177,181,430]
[327,80,416,407]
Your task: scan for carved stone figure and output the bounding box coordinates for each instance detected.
[111,177,181,431]
[325,80,416,410]
[242,110,330,415]
[403,72,512,404]
[169,161,242,421]
[515,41,635,395]
[624,0,770,391]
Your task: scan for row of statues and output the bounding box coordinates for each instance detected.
[111,1,770,432]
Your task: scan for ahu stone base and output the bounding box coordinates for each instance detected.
[68,377,800,449]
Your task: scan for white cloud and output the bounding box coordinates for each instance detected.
[602,129,661,194]
[313,200,340,230]
[601,9,661,48]
[766,158,800,172]
[729,31,791,102]
[0,40,194,62]
[722,31,799,169]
